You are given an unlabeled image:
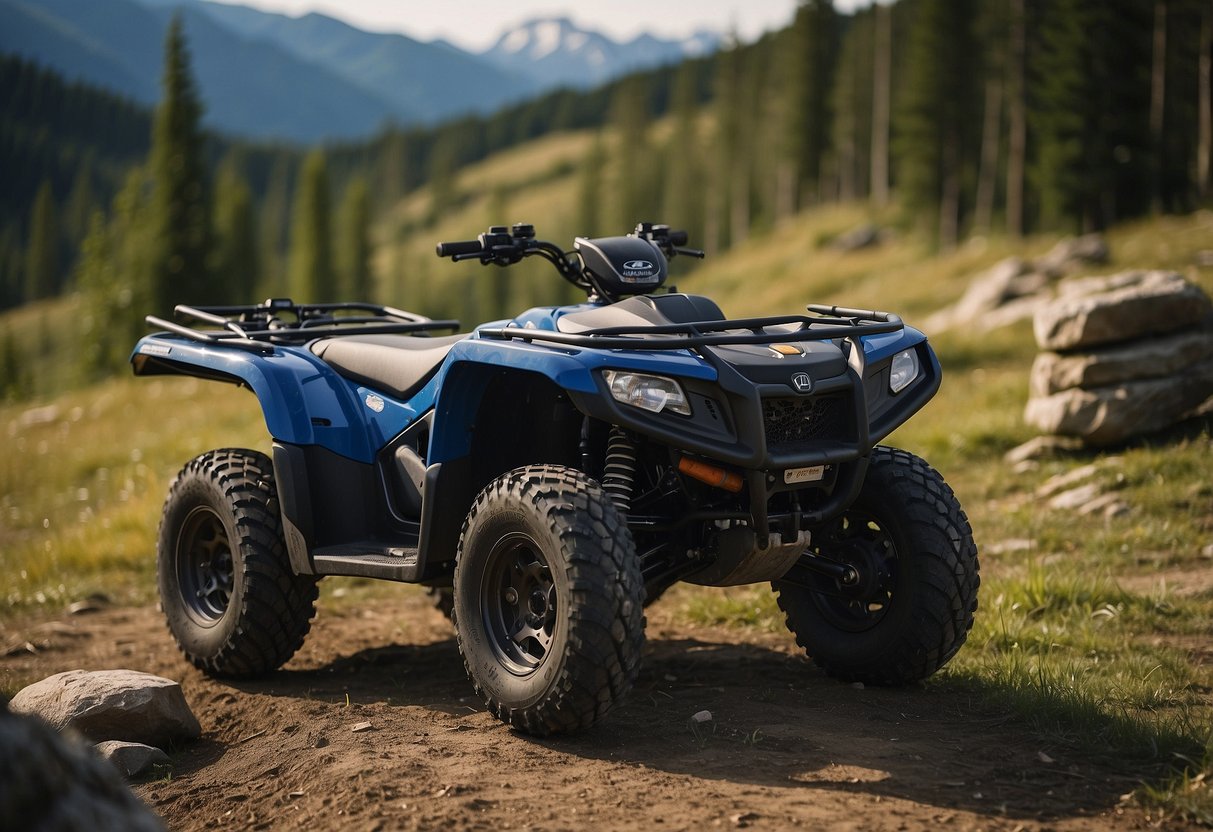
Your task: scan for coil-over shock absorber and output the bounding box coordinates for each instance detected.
[601,426,638,512]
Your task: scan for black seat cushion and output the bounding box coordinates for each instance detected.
[309,333,469,401]
[556,294,725,334]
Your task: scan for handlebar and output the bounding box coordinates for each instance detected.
[434,222,703,299]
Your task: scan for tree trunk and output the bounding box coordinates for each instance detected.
[1150,0,1167,213]
[1200,5,1211,199]
[1005,0,1026,238]
[974,75,1003,235]
[870,2,891,208]
[939,134,961,251]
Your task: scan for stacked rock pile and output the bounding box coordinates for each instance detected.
[1024,271,1213,446]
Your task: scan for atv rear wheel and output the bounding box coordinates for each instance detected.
[453,465,645,735]
[774,447,979,685]
[157,449,318,677]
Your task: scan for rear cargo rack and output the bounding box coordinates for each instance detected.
[478,304,903,351]
[144,299,460,352]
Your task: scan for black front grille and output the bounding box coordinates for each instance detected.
[762,395,850,451]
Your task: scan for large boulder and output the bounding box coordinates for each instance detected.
[1024,364,1213,446]
[1033,271,1213,351]
[1030,326,1213,396]
[8,670,201,746]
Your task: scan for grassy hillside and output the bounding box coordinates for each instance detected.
[3,178,1213,819]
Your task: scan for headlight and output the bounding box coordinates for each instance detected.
[889,349,920,394]
[603,370,691,415]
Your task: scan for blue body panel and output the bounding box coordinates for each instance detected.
[131,305,930,465]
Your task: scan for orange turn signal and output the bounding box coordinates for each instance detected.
[678,457,744,493]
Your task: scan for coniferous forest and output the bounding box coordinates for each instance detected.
[1,0,1211,386]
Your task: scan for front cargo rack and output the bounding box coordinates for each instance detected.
[145,299,460,352]
[477,304,903,351]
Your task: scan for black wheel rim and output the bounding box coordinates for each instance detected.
[481,532,556,677]
[808,511,899,633]
[176,506,234,625]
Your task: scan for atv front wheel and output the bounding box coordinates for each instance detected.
[157,449,318,676]
[774,447,979,685]
[452,465,645,735]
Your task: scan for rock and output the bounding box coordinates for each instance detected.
[1047,482,1104,511]
[1004,435,1083,463]
[0,709,166,831]
[1033,271,1213,351]
[95,741,170,778]
[1035,233,1109,277]
[691,710,713,724]
[1076,493,1130,518]
[1035,464,1100,499]
[351,721,374,733]
[1024,365,1213,446]
[830,223,884,252]
[1030,327,1213,396]
[8,670,201,746]
[985,539,1034,556]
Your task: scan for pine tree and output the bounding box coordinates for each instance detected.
[870,1,892,208]
[662,62,705,242]
[1033,0,1152,231]
[64,155,96,252]
[894,0,979,247]
[830,8,876,202]
[783,0,840,208]
[576,134,607,238]
[336,175,372,301]
[213,158,258,304]
[609,76,657,232]
[288,149,335,302]
[148,15,211,312]
[258,155,292,298]
[24,180,58,301]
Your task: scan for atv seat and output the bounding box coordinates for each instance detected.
[557,293,725,334]
[310,333,469,401]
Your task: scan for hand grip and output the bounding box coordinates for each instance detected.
[435,239,483,257]
[668,229,689,247]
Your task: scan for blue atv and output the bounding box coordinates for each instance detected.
[132,222,979,736]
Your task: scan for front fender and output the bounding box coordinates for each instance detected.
[426,337,717,463]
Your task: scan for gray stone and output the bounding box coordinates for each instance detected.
[830,223,884,252]
[1034,271,1213,351]
[1024,364,1213,446]
[9,670,201,746]
[1003,435,1083,464]
[1030,327,1213,396]
[1036,464,1101,499]
[1048,482,1104,511]
[95,740,170,778]
[1035,233,1109,277]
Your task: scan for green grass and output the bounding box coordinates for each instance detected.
[4,177,1213,820]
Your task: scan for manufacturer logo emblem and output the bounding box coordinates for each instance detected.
[791,373,813,393]
[623,260,654,271]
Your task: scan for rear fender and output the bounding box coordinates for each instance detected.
[131,335,433,463]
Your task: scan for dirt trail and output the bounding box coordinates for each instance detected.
[1,589,1159,831]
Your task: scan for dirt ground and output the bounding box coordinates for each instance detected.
[0,586,1177,832]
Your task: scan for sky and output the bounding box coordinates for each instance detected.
[206,0,872,52]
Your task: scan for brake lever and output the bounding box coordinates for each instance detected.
[451,252,487,263]
[673,246,705,259]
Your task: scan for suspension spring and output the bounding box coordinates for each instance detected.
[601,427,638,512]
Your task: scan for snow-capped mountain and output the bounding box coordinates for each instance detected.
[482,17,719,89]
